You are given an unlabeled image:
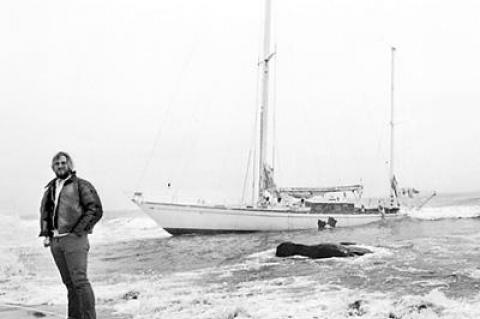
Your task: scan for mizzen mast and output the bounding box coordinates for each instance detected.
[389,46,398,208]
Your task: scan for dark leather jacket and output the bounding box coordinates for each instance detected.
[39,173,103,237]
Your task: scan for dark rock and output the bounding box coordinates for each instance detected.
[389,302,441,319]
[122,290,140,300]
[410,302,435,312]
[417,304,428,311]
[348,300,366,316]
[349,300,362,310]
[275,242,372,259]
[317,220,327,230]
[327,217,337,228]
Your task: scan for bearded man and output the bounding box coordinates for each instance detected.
[39,151,103,319]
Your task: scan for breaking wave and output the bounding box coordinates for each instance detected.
[406,205,480,220]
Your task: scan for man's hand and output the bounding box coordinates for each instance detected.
[43,237,51,248]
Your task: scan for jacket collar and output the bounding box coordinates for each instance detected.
[45,172,77,188]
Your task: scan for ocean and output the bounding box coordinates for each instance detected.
[1,193,480,319]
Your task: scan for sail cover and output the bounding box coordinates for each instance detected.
[390,175,398,198]
[263,164,278,194]
[278,185,364,199]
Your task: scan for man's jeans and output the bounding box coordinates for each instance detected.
[50,234,96,319]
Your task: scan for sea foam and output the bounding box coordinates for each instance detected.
[406,205,480,220]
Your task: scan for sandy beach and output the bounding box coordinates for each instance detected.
[0,303,130,319]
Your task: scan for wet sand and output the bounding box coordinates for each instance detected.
[0,303,131,319]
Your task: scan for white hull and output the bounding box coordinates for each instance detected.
[135,200,403,235]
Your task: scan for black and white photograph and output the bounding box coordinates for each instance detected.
[1,0,480,318]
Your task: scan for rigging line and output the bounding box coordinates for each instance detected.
[252,128,257,205]
[241,148,253,204]
[245,57,262,205]
[271,0,278,172]
[242,69,261,205]
[252,97,259,200]
[135,32,201,191]
[272,43,278,171]
[176,102,205,199]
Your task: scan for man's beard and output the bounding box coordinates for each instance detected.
[55,170,71,179]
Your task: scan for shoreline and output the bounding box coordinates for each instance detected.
[0,303,130,319]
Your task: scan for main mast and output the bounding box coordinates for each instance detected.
[258,0,273,204]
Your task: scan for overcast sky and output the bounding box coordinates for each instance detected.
[1,0,480,216]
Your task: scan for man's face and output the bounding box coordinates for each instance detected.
[52,155,70,179]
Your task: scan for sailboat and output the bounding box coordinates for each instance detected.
[132,0,403,235]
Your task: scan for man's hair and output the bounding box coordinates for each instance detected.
[51,151,75,172]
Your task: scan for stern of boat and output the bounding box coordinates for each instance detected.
[131,192,144,206]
